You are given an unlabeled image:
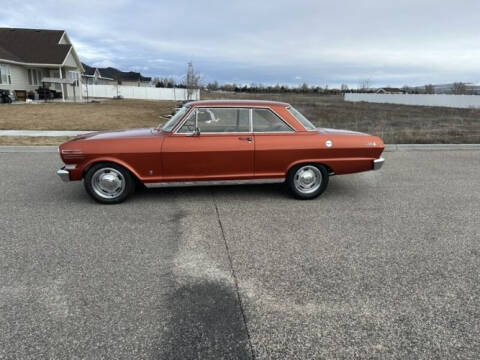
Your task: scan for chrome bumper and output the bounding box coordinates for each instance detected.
[57,167,70,182]
[373,157,385,170]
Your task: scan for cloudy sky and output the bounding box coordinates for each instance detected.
[1,0,479,87]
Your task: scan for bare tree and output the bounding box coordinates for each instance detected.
[358,79,370,92]
[452,82,467,95]
[300,82,309,93]
[424,84,435,94]
[206,80,219,91]
[341,84,349,92]
[185,62,201,100]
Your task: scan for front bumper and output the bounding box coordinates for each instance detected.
[57,167,70,182]
[373,157,385,170]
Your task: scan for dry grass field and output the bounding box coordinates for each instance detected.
[1,94,479,145]
[0,100,177,131]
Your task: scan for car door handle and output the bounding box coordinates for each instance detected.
[238,136,252,142]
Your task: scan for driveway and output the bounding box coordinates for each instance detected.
[0,150,479,359]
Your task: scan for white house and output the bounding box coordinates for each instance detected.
[82,65,116,85]
[0,27,84,101]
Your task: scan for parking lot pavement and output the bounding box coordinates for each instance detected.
[0,151,479,359]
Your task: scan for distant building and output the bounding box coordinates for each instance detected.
[375,87,405,94]
[82,63,152,87]
[82,64,115,85]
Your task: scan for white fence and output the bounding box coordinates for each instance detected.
[344,93,480,109]
[82,84,200,101]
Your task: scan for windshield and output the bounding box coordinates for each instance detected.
[287,106,316,130]
[161,106,189,132]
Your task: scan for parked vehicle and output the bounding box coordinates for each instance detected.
[57,100,385,203]
[36,87,56,100]
[0,89,13,103]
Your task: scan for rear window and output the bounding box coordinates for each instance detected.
[252,109,293,132]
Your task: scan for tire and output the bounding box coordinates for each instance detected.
[286,163,329,200]
[84,163,135,204]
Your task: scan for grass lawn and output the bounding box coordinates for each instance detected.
[1,95,479,145]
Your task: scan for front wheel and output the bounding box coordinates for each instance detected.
[287,164,329,200]
[84,163,135,204]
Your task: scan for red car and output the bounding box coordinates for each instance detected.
[57,100,384,203]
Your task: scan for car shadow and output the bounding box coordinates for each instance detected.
[134,183,287,201]
[153,280,252,360]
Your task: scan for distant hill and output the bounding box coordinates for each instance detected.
[82,63,151,83]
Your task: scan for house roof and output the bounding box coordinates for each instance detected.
[81,62,151,82]
[83,63,96,76]
[0,28,72,65]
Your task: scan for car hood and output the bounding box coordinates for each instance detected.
[316,127,368,136]
[73,128,158,141]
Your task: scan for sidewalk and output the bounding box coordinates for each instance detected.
[0,130,91,137]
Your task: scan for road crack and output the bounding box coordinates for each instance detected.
[212,190,256,360]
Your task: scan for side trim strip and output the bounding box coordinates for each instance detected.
[144,178,285,188]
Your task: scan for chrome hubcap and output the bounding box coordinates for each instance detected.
[91,168,125,199]
[293,165,322,194]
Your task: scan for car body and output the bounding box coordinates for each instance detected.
[57,100,384,203]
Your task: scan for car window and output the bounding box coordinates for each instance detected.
[162,106,188,132]
[253,109,293,132]
[178,107,250,133]
[177,110,196,133]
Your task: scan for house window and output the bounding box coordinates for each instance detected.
[0,64,12,85]
[28,68,44,85]
[68,71,79,85]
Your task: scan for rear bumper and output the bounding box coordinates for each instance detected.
[57,167,70,182]
[373,157,385,170]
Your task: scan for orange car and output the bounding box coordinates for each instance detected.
[57,100,384,203]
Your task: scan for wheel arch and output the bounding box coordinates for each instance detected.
[82,157,142,181]
[286,160,334,176]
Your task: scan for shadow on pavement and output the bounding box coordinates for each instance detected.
[155,280,252,360]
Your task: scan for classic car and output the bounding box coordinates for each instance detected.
[57,100,384,203]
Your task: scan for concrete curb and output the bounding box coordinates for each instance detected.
[384,144,480,151]
[0,146,59,152]
[1,144,480,153]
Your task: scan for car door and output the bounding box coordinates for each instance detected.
[161,107,254,181]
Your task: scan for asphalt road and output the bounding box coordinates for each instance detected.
[0,150,479,359]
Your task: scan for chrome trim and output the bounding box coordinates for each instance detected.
[144,178,285,188]
[57,168,70,182]
[373,157,385,170]
[65,164,77,170]
[91,167,126,199]
[293,165,322,194]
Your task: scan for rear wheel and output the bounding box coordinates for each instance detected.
[287,164,329,200]
[84,163,135,204]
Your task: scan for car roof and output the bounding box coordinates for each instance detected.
[185,99,290,107]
